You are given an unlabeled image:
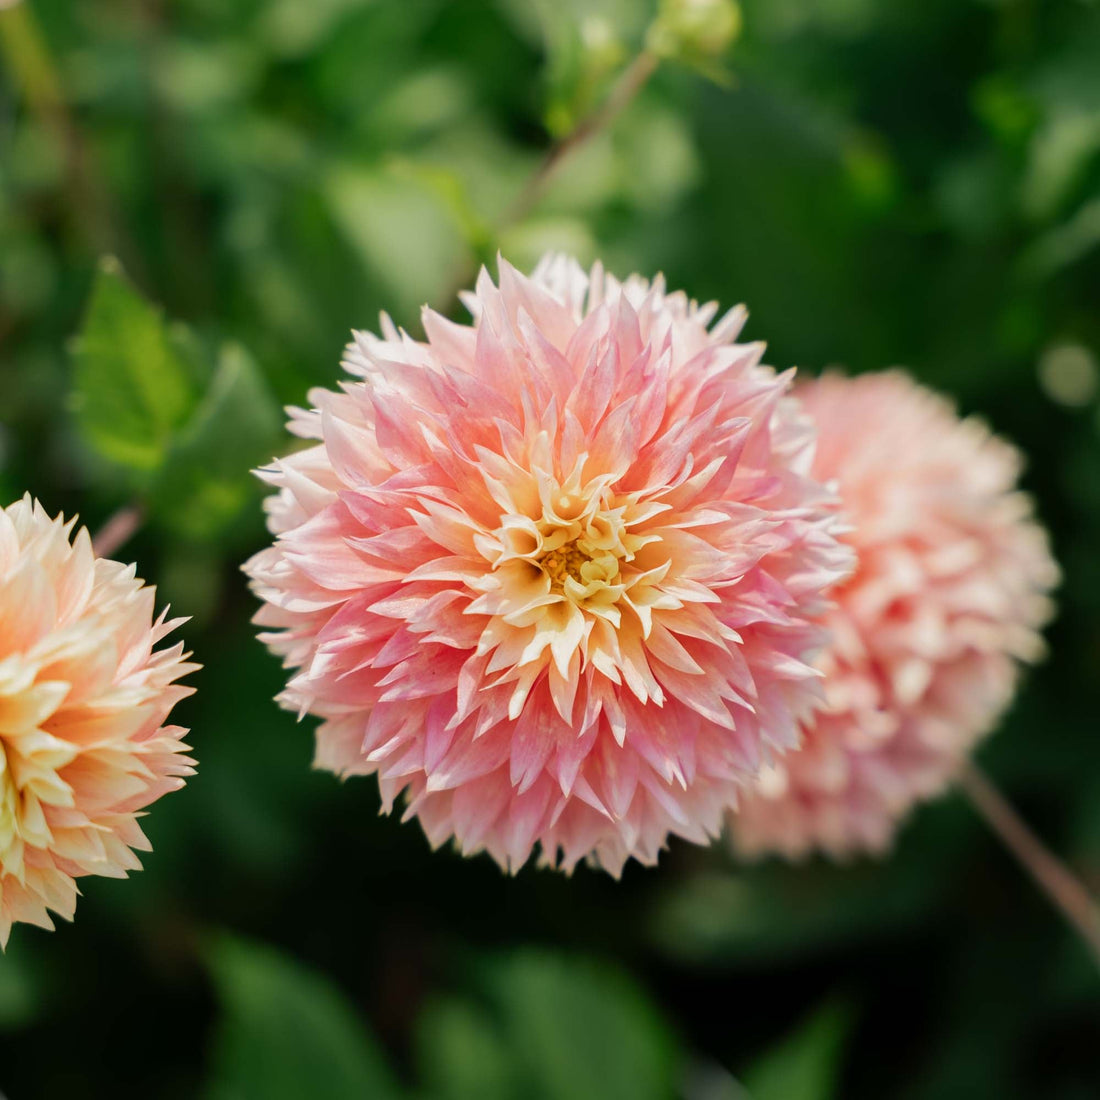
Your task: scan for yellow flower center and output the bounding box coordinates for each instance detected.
[466,463,688,703]
[0,741,18,863]
[540,541,616,589]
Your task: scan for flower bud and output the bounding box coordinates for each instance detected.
[647,0,742,63]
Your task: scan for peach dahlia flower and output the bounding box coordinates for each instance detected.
[245,256,852,874]
[732,371,1059,858]
[0,497,196,945]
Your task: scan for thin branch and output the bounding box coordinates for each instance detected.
[503,49,661,229]
[435,48,660,313]
[92,503,144,560]
[959,760,1100,967]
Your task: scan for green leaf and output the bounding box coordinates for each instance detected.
[648,855,950,965]
[482,950,681,1100]
[204,934,403,1100]
[151,343,282,541]
[416,997,517,1100]
[325,163,469,319]
[0,944,42,1030]
[741,999,852,1100]
[71,257,197,475]
[498,216,597,273]
[495,0,639,135]
[615,106,701,212]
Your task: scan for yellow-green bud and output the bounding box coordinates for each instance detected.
[648,0,742,62]
[580,16,627,73]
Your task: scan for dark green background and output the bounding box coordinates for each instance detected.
[1,0,1098,1096]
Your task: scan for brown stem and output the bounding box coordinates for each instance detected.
[503,49,661,228]
[959,760,1100,967]
[92,503,144,560]
[436,49,660,313]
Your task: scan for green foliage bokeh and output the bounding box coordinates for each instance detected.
[1,0,1099,1097]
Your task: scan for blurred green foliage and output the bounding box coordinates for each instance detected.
[205,935,403,1100]
[742,997,851,1100]
[72,258,199,474]
[1,0,1100,1097]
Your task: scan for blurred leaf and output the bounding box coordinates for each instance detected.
[972,75,1037,149]
[1021,108,1100,222]
[481,950,681,1100]
[0,234,56,314]
[152,38,262,115]
[71,258,197,476]
[416,998,517,1100]
[648,853,952,964]
[0,947,41,1031]
[498,216,598,272]
[390,159,491,252]
[647,0,742,77]
[204,934,403,1100]
[365,68,474,146]
[258,0,376,58]
[933,152,1012,239]
[741,998,852,1100]
[616,106,702,211]
[150,343,282,542]
[495,0,640,135]
[325,163,468,318]
[1020,197,1100,281]
[840,131,898,213]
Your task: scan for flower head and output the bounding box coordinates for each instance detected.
[245,256,852,874]
[732,371,1058,858]
[0,497,196,945]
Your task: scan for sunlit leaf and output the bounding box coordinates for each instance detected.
[498,216,597,272]
[1021,109,1100,222]
[151,343,281,542]
[325,163,469,319]
[71,257,197,475]
[616,106,701,211]
[1020,197,1100,281]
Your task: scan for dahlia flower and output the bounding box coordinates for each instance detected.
[245,256,852,874]
[0,496,196,945]
[732,371,1058,858]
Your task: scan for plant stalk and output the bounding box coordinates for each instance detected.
[0,0,118,255]
[959,760,1100,967]
[92,503,145,560]
[437,48,660,311]
[503,48,660,228]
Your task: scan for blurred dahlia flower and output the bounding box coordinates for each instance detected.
[0,497,196,945]
[732,371,1058,858]
[245,256,852,874]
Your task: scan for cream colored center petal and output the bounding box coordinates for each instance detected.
[0,742,18,863]
[474,471,686,691]
[0,672,77,878]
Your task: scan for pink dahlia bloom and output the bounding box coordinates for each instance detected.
[245,256,852,874]
[732,371,1059,858]
[0,496,196,945]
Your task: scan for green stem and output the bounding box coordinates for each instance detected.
[0,1,65,122]
[0,0,117,255]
